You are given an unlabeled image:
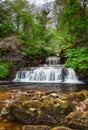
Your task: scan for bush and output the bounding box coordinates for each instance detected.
[65,47,88,69]
[0,65,8,79]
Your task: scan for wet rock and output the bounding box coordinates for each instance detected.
[66,90,88,111]
[22,125,51,130]
[7,104,57,125]
[17,90,22,95]
[36,91,43,97]
[52,98,72,116]
[49,93,58,98]
[66,111,88,130]
[22,100,41,109]
[73,99,88,112]
[41,97,66,123]
[5,95,72,125]
[8,105,37,124]
[1,107,8,117]
[41,97,56,116]
[0,114,3,121]
[51,126,73,130]
[0,127,6,130]
[41,95,48,100]
[1,89,88,129]
[53,98,69,109]
[67,90,88,103]
[35,112,58,125]
[10,89,18,93]
[2,99,15,105]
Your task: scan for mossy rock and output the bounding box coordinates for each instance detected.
[66,111,88,130]
[53,98,69,109]
[67,90,88,104]
[22,100,41,109]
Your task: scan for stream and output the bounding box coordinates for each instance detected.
[0,82,88,93]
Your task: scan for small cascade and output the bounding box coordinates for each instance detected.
[14,57,82,83]
[46,57,60,65]
[14,66,64,82]
[64,68,81,83]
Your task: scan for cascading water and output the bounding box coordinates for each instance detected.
[46,57,60,65]
[14,57,81,83]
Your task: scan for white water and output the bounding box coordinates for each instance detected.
[46,57,60,65]
[14,57,82,83]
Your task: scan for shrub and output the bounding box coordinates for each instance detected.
[65,47,88,69]
[0,65,8,79]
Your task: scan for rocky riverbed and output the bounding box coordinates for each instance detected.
[0,87,88,130]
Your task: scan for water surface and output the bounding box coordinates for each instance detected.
[0,82,88,93]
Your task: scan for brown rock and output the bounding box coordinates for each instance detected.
[22,125,51,130]
[8,105,38,124]
[0,127,6,130]
[67,90,88,104]
[22,100,41,109]
[66,111,88,130]
[73,99,88,112]
[51,126,73,130]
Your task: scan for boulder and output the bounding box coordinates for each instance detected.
[8,105,38,124]
[7,103,58,125]
[66,111,88,130]
[73,99,88,112]
[67,90,88,102]
[66,90,88,110]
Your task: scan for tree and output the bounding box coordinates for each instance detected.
[59,0,88,70]
[0,0,15,37]
[61,0,88,47]
[53,0,67,28]
[8,0,34,33]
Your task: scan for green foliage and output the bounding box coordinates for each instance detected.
[0,0,57,58]
[0,65,8,78]
[0,59,8,78]
[61,0,88,43]
[0,59,16,79]
[58,0,88,70]
[65,47,88,69]
[0,0,88,73]
[0,0,15,37]
[0,22,15,37]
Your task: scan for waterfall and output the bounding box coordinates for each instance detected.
[14,57,81,83]
[46,57,60,65]
[64,68,80,83]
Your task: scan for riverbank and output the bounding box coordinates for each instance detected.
[0,84,88,130]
